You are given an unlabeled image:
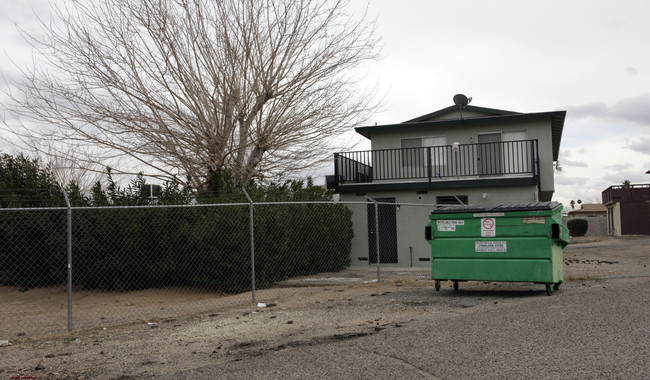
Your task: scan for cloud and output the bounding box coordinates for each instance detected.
[603,162,632,171]
[0,68,18,90]
[565,101,609,119]
[627,137,650,155]
[612,94,650,125]
[561,159,588,167]
[566,93,650,126]
[0,0,49,25]
[625,67,638,76]
[602,168,649,184]
[554,176,589,186]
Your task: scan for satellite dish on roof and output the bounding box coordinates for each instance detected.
[453,94,471,119]
[453,94,469,107]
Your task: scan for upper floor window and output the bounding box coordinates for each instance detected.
[401,136,447,167]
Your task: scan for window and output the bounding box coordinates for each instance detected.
[502,130,529,174]
[436,195,468,205]
[425,137,448,167]
[478,131,530,176]
[401,136,447,168]
[401,138,424,167]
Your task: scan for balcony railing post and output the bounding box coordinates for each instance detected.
[333,153,340,188]
[427,146,432,184]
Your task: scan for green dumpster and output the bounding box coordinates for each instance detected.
[424,202,569,295]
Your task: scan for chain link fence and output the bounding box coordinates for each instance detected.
[1,191,437,339]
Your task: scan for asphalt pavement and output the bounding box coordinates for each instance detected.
[169,275,650,379]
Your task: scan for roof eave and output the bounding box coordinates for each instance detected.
[356,111,567,152]
[403,105,521,123]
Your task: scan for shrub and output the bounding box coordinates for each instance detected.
[0,154,68,288]
[1,163,353,293]
[567,218,589,236]
[0,153,64,207]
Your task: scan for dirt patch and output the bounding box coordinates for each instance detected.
[562,235,650,280]
[0,286,255,339]
[1,235,649,379]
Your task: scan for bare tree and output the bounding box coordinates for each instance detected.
[2,0,380,187]
[38,142,106,192]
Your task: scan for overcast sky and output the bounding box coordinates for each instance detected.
[2,0,649,208]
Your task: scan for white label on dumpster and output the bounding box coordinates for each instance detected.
[475,241,507,252]
[437,220,464,231]
[523,217,545,224]
[473,213,504,217]
[481,218,496,237]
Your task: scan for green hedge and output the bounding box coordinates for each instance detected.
[65,203,352,293]
[1,159,353,292]
[0,209,68,289]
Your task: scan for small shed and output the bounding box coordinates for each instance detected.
[602,184,650,236]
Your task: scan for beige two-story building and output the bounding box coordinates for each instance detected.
[328,100,566,267]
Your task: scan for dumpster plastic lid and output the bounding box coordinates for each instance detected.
[431,201,561,214]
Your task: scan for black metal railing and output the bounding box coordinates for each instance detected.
[334,140,539,186]
[602,184,650,204]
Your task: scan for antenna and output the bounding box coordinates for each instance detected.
[453,94,471,119]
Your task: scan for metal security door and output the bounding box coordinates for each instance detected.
[367,198,398,264]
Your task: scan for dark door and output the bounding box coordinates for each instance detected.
[478,133,502,176]
[367,198,398,264]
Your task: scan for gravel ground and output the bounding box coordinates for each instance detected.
[1,235,648,379]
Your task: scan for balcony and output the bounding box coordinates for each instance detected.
[602,184,650,205]
[331,140,540,192]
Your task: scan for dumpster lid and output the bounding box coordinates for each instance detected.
[431,201,561,214]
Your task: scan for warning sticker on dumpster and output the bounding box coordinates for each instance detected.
[436,220,464,231]
[481,218,496,237]
[475,241,507,252]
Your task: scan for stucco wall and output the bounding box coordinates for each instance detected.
[340,185,539,267]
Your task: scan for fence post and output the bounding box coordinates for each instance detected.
[366,196,381,282]
[241,188,256,305]
[62,189,73,332]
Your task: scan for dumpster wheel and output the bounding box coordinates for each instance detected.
[435,280,441,291]
[453,281,459,291]
[545,284,555,296]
